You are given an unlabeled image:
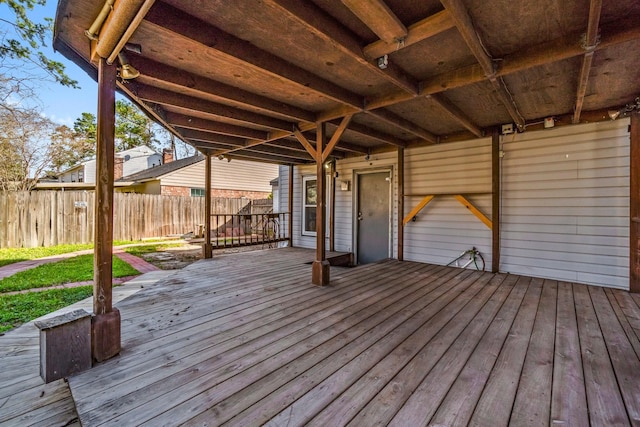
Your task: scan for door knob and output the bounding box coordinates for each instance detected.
[357,212,363,221]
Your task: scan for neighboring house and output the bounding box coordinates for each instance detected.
[57,145,164,184]
[118,154,278,199]
[277,119,631,291]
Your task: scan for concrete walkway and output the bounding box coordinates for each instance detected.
[0,240,186,281]
[0,246,163,294]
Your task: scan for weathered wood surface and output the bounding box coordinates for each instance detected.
[0,191,268,248]
[0,271,173,426]
[60,247,640,426]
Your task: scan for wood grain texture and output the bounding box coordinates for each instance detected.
[41,247,639,426]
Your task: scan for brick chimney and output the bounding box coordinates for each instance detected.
[114,155,124,180]
[163,148,174,164]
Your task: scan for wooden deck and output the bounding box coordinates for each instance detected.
[58,247,640,426]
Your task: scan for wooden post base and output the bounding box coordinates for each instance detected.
[311,260,330,286]
[91,309,121,363]
[202,242,213,259]
[35,309,92,383]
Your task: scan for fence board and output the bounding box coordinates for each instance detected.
[0,191,268,248]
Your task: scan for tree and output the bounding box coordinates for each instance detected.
[115,99,158,151]
[0,105,56,190]
[47,123,95,173]
[0,0,77,88]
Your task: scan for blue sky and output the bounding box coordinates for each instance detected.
[2,1,101,127]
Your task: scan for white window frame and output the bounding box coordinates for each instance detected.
[302,175,330,237]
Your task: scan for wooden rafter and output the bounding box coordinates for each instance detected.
[179,129,248,147]
[429,94,483,137]
[264,0,417,94]
[144,2,364,109]
[165,113,269,141]
[340,0,407,43]
[135,85,294,131]
[369,109,438,144]
[363,10,455,59]
[573,0,603,124]
[439,0,525,129]
[133,56,316,123]
[366,18,640,112]
[331,120,407,148]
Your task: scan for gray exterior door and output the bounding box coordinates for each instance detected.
[356,171,391,264]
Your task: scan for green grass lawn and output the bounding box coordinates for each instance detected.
[0,255,140,293]
[0,243,94,267]
[0,286,94,334]
[0,239,180,268]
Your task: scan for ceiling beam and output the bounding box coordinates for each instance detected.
[266,139,345,158]
[439,0,525,129]
[363,10,455,59]
[573,0,603,124]
[264,0,418,94]
[364,17,640,111]
[135,85,294,131]
[367,109,437,144]
[332,120,408,148]
[178,129,248,147]
[132,57,316,123]
[213,149,308,165]
[165,112,269,140]
[428,94,484,137]
[189,139,312,162]
[340,0,407,43]
[144,2,364,109]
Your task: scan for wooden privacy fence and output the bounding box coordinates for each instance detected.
[0,191,271,248]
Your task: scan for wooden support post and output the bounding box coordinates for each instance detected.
[312,122,330,286]
[397,147,404,261]
[329,160,336,252]
[288,165,294,248]
[92,58,120,363]
[631,111,640,292]
[492,129,501,273]
[203,153,213,258]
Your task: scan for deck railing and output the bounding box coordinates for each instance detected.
[209,212,289,248]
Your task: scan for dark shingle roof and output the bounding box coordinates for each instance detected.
[118,154,204,182]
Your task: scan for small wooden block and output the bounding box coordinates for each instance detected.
[35,309,92,384]
[92,309,121,363]
[312,260,331,286]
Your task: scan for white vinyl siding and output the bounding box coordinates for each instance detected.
[290,152,398,253]
[501,119,630,289]
[161,158,278,192]
[403,138,493,268]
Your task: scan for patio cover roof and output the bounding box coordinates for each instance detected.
[53,0,640,165]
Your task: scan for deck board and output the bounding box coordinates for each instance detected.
[2,246,627,427]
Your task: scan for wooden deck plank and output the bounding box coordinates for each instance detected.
[258,270,492,427]
[573,283,630,425]
[611,289,640,355]
[509,279,558,426]
[41,247,638,426]
[77,262,440,424]
[550,282,588,425]
[209,267,466,427]
[125,264,457,426]
[589,285,640,424]
[414,275,528,427]
[468,276,540,426]
[72,260,375,392]
[375,274,513,427]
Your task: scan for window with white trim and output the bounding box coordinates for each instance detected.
[302,175,330,236]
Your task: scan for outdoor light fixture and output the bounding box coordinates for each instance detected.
[117,52,140,80]
[377,54,389,69]
[217,155,225,160]
[608,96,640,120]
[85,0,115,40]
